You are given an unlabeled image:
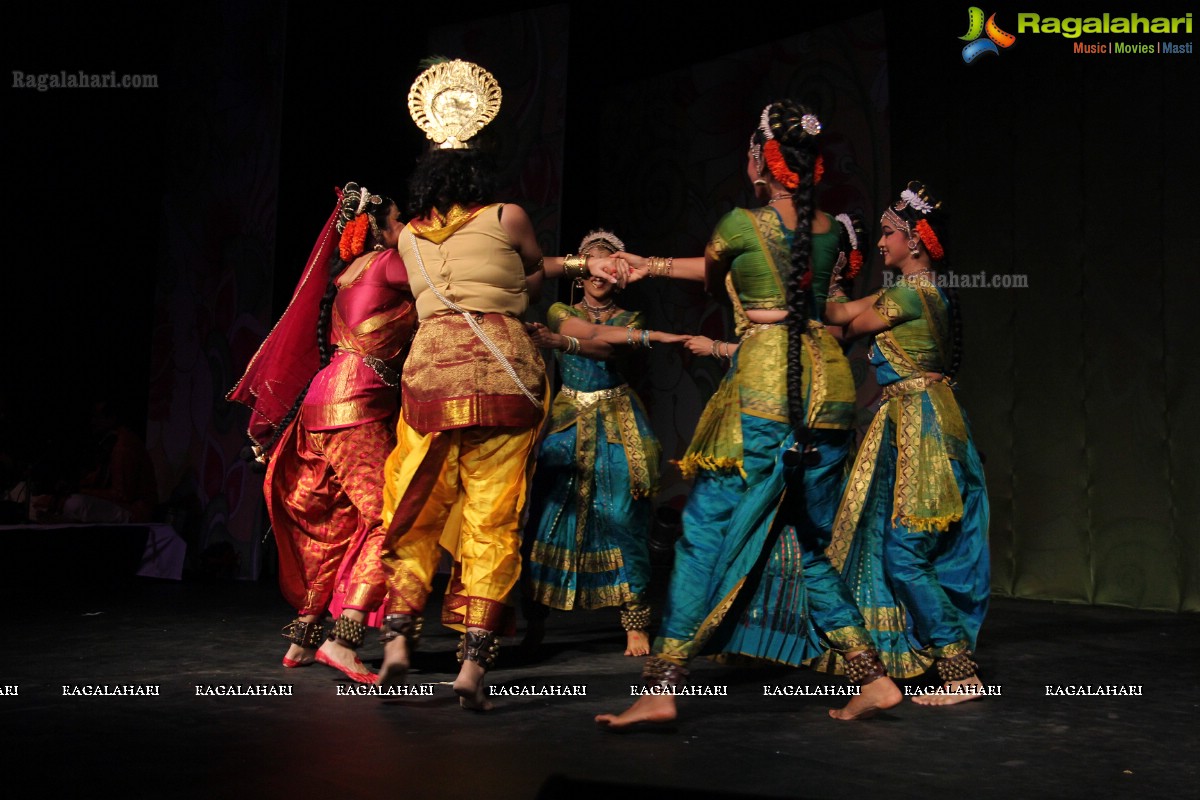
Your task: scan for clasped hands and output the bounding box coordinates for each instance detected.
[580,252,658,288]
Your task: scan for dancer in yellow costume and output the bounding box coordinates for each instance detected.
[377,59,616,710]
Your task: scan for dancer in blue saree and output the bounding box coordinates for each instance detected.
[522,229,688,656]
[596,101,901,728]
[821,181,990,704]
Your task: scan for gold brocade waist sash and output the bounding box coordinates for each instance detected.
[560,384,629,407]
[554,382,658,499]
[880,373,949,400]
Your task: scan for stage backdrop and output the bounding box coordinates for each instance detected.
[149,0,288,580]
[886,10,1199,613]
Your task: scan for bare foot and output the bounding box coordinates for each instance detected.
[828,677,902,720]
[624,630,650,657]
[595,693,677,729]
[912,675,986,706]
[315,639,376,683]
[378,635,410,689]
[453,659,494,711]
[282,643,315,668]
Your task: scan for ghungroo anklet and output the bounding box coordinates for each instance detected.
[379,614,423,648]
[843,649,888,686]
[619,603,651,632]
[282,618,325,649]
[328,614,368,649]
[457,630,501,671]
[935,651,979,682]
[642,656,688,690]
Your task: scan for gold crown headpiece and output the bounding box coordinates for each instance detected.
[408,59,502,150]
[578,228,626,255]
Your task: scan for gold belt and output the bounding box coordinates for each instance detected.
[561,384,629,406]
[738,321,786,342]
[880,374,947,399]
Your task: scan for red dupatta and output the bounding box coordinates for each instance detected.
[226,189,342,453]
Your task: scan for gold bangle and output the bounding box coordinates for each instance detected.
[563,254,589,280]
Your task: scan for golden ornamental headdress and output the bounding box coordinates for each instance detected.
[407,59,502,150]
[578,228,626,255]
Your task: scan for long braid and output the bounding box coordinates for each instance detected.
[766,101,822,444]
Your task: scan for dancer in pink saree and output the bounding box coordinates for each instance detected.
[229,182,416,683]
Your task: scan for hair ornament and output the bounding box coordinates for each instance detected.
[408,59,502,150]
[800,113,822,137]
[578,228,626,255]
[915,219,944,261]
[763,140,800,190]
[758,104,775,140]
[835,213,864,278]
[899,188,933,215]
[337,182,382,231]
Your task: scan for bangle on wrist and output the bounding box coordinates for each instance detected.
[563,253,589,280]
[648,256,673,279]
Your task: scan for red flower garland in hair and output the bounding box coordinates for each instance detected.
[915,219,944,261]
[763,140,800,190]
[338,223,355,262]
[813,155,824,186]
[339,214,371,261]
[350,213,369,255]
[847,249,863,278]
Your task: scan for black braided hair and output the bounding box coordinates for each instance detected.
[892,180,960,378]
[755,100,823,444]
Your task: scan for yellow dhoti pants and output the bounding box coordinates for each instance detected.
[381,415,540,631]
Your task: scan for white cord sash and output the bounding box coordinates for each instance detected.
[407,230,540,407]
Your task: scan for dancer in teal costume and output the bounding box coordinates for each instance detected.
[821,180,990,705]
[523,229,688,656]
[597,101,902,728]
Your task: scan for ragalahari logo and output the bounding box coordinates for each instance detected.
[960,7,1017,62]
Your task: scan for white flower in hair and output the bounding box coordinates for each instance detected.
[900,189,933,214]
[759,104,774,140]
[835,214,859,251]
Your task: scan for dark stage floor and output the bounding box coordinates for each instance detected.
[3,564,1196,800]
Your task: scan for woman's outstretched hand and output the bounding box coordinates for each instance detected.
[525,321,562,350]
